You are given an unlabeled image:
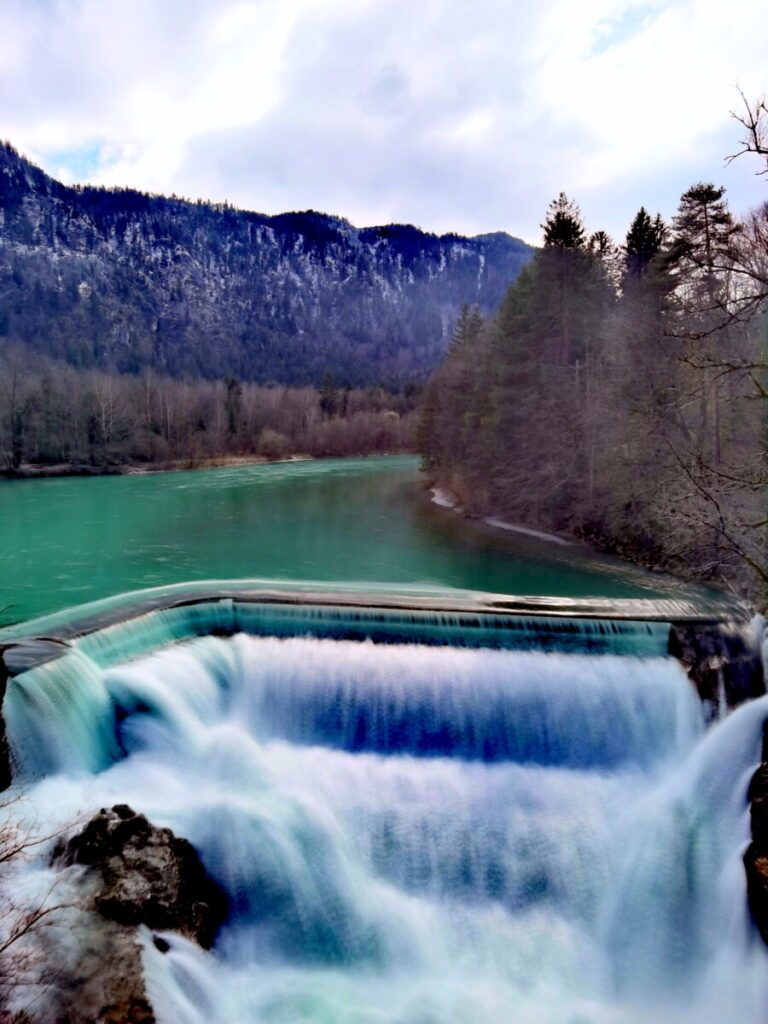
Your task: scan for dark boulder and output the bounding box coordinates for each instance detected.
[40,805,227,1022]
[55,804,227,949]
[745,761,768,945]
[668,621,764,713]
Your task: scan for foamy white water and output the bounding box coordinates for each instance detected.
[4,633,768,1023]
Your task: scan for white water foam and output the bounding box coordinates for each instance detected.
[2,633,767,1023]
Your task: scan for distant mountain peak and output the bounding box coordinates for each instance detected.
[0,142,533,386]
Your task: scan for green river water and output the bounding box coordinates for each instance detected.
[0,454,688,629]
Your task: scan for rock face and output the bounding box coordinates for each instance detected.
[44,805,227,1024]
[668,621,764,713]
[56,804,227,948]
[745,759,768,945]
[47,914,157,1024]
[0,141,533,387]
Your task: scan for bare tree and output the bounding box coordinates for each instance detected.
[0,796,72,1023]
[728,88,768,174]
[0,350,37,470]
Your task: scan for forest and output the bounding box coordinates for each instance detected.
[0,141,531,388]
[419,99,768,605]
[0,352,417,471]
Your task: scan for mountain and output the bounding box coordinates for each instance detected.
[0,142,533,387]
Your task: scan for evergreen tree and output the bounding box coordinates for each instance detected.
[623,208,666,280]
[588,230,617,259]
[588,231,621,289]
[664,184,740,468]
[417,305,486,489]
[665,184,737,300]
[448,304,484,354]
[542,193,586,249]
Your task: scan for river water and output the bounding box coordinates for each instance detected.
[0,454,693,629]
[5,631,768,1023]
[2,454,766,1023]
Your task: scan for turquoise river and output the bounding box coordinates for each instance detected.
[2,452,767,1023]
[0,453,692,629]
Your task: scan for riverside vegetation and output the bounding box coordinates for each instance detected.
[0,362,418,472]
[419,98,768,607]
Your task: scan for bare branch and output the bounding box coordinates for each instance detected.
[727,86,768,174]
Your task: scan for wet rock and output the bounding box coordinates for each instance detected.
[53,916,157,1024]
[37,806,228,1023]
[55,804,227,948]
[668,621,764,712]
[745,760,768,945]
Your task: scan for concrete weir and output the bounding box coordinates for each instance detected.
[1,579,762,704]
[3,581,768,1018]
[4,581,761,951]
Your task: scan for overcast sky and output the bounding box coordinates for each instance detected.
[1,0,766,244]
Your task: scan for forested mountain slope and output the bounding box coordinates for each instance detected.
[0,142,532,386]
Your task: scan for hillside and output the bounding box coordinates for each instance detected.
[0,142,532,387]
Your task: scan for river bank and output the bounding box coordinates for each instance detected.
[429,487,575,548]
[425,478,756,613]
[0,453,318,481]
[0,448,425,481]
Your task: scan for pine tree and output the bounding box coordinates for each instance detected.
[588,231,621,289]
[623,208,666,280]
[665,184,737,300]
[417,304,486,485]
[542,193,586,249]
[588,230,616,259]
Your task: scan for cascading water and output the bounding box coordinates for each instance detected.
[3,627,768,1024]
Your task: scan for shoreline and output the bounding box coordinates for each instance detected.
[0,450,417,482]
[429,487,574,548]
[0,454,312,481]
[426,481,745,609]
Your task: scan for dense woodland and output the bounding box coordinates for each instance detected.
[0,352,417,470]
[0,142,531,388]
[420,98,768,605]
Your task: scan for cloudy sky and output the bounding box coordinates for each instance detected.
[1,0,766,243]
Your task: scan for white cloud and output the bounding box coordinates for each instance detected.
[0,0,765,243]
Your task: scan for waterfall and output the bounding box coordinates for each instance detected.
[3,630,768,1023]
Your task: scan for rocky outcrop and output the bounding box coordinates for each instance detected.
[745,759,768,945]
[45,805,227,1024]
[45,913,157,1024]
[668,621,764,713]
[55,804,226,948]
